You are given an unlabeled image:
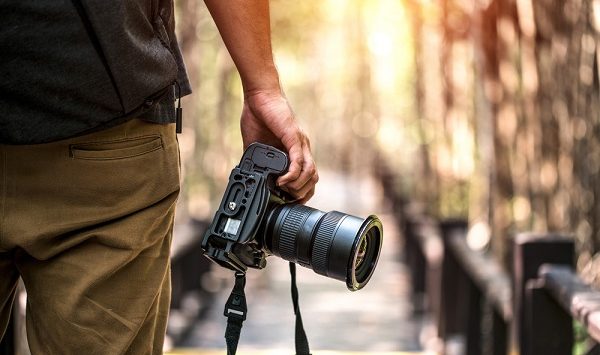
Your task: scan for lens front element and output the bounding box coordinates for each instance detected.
[347,216,383,290]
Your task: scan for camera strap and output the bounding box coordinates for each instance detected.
[222,264,312,355]
[224,272,247,355]
[289,262,312,355]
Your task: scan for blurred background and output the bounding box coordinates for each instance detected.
[3,1,599,354]
[164,0,600,353]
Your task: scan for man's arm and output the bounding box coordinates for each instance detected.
[204,0,318,203]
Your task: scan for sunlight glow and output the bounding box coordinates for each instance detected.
[467,221,491,251]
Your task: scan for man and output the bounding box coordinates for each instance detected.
[0,0,318,353]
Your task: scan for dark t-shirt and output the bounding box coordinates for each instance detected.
[0,0,191,144]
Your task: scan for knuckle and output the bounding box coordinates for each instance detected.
[290,180,304,191]
[304,163,316,177]
[284,129,302,145]
[304,135,311,146]
[289,162,302,175]
[312,173,320,183]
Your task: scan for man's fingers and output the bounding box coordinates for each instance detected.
[277,151,303,187]
[296,187,316,205]
[276,131,304,186]
[288,153,317,191]
[292,172,318,203]
[277,140,318,202]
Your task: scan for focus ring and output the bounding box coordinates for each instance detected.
[311,211,344,276]
[278,205,312,262]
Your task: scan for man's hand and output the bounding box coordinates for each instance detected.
[241,90,318,203]
[204,0,319,202]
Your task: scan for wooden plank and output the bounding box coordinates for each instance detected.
[540,264,600,343]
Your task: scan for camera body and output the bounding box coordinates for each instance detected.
[201,143,290,272]
[202,142,383,291]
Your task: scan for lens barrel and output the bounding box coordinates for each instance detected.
[264,204,383,291]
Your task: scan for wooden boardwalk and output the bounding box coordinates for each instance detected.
[172,171,428,353]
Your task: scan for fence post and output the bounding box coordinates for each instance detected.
[491,309,508,355]
[404,216,427,313]
[438,219,469,348]
[465,277,482,355]
[513,234,574,355]
[525,278,573,354]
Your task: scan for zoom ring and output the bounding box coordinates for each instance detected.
[278,205,312,262]
[311,211,344,276]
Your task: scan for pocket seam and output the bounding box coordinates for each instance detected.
[70,135,163,161]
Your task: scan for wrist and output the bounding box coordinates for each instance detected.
[243,88,288,116]
[241,63,282,97]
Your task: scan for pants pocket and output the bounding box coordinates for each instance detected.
[69,135,163,160]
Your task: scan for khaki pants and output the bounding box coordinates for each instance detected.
[0,119,180,354]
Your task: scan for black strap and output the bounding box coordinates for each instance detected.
[224,272,247,355]
[223,265,312,355]
[289,262,312,355]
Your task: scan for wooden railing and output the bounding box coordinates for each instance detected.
[516,236,600,355]
[379,168,600,355]
[398,208,600,354]
[438,220,512,355]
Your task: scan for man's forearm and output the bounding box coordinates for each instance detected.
[204,0,318,202]
[204,0,280,94]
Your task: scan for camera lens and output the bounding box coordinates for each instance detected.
[263,204,383,291]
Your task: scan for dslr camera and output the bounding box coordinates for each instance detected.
[201,143,383,290]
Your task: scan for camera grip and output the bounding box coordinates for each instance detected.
[202,143,291,271]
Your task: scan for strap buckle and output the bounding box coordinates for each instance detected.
[224,272,247,321]
[224,294,247,321]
